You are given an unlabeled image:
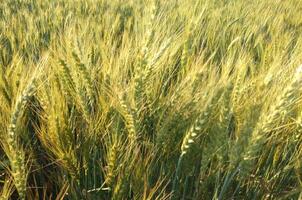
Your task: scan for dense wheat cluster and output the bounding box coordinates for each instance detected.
[0,0,302,199]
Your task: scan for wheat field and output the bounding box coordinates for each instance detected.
[0,0,302,199]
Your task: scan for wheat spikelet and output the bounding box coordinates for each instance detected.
[272,144,282,168]
[134,70,145,108]
[145,0,157,45]
[241,65,302,175]
[112,176,128,200]
[181,117,206,156]
[172,88,223,199]
[134,44,153,108]
[119,96,138,142]
[232,72,242,105]
[105,143,118,188]
[144,38,172,83]
[219,83,233,130]
[133,0,159,108]
[0,86,11,106]
[72,50,95,108]
[58,58,76,95]
[0,66,11,104]
[181,89,222,156]
[134,10,161,108]
[261,68,302,133]
[78,85,92,121]
[181,41,189,68]
[57,60,74,104]
[61,152,79,183]
[6,79,36,200]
